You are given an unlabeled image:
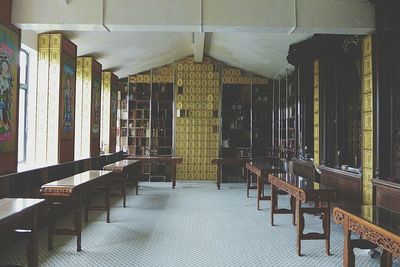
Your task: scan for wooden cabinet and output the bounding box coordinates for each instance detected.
[126,70,174,157]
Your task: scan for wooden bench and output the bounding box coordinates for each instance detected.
[0,198,45,267]
[269,173,336,256]
[125,156,183,189]
[333,205,400,267]
[103,160,140,207]
[245,157,288,197]
[211,157,252,189]
[245,161,286,210]
[40,170,113,252]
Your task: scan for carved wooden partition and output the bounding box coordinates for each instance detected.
[75,57,102,159]
[101,72,118,153]
[0,0,21,175]
[36,33,77,164]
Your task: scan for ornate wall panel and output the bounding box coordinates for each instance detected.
[0,22,20,175]
[362,35,374,205]
[101,72,118,153]
[36,33,77,164]
[175,57,220,180]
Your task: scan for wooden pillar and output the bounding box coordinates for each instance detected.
[101,72,118,154]
[0,0,21,175]
[75,57,102,159]
[36,33,77,164]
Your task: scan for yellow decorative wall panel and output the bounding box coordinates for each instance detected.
[361,35,374,205]
[35,34,50,164]
[313,60,320,166]
[175,57,220,180]
[47,34,62,164]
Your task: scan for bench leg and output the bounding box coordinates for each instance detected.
[343,217,355,267]
[290,196,296,226]
[270,184,277,226]
[106,177,111,223]
[246,170,250,198]
[323,203,331,256]
[257,175,262,210]
[296,199,303,256]
[48,202,54,251]
[74,195,82,252]
[27,208,38,267]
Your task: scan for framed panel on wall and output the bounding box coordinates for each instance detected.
[59,51,76,161]
[0,23,20,175]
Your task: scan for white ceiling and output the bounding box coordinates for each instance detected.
[14,0,374,79]
[62,31,194,78]
[61,31,312,79]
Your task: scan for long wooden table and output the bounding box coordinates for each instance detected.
[269,173,336,256]
[0,198,45,267]
[333,205,400,267]
[245,162,286,210]
[211,157,252,189]
[125,156,183,189]
[103,159,140,207]
[40,170,113,251]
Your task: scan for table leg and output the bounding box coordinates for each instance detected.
[106,176,111,223]
[380,250,392,267]
[27,208,38,267]
[85,190,91,223]
[296,199,303,256]
[122,174,127,207]
[134,172,139,195]
[217,164,221,190]
[270,183,276,226]
[290,196,296,226]
[74,194,82,252]
[257,175,262,210]
[48,201,54,251]
[343,216,355,267]
[324,203,331,256]
[246,170,250,198]
[172,162,177,189]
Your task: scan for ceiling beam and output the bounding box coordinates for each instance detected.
[193,32,205,63]
[12,0,374,34]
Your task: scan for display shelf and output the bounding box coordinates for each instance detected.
[252,80,273,157]
[127,71,151,156]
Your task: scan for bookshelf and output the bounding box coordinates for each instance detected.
[252,81,273,157]
[151,82,173,156]
[128,73,151,156]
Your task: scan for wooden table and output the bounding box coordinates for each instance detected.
[269,173,336,256]
[0,198,45,267]
[40,170,113,251]
[125,156,183,189]
[333,205,400,267]
[245,162,286,210]
[211,157,252,189]
[103,159,140,207]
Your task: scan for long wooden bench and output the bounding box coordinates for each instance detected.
[103,159,141,207]
[40,170,113,252]
[0,198,45,267]
[333,205,400,267]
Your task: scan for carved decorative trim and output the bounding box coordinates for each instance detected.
[268,175,305,201]
[349,218,400,257]
[40,186,73,197]
[103,166,124,173]
[332,208,345,224]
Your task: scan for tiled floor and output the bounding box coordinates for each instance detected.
[0,181,392,266]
